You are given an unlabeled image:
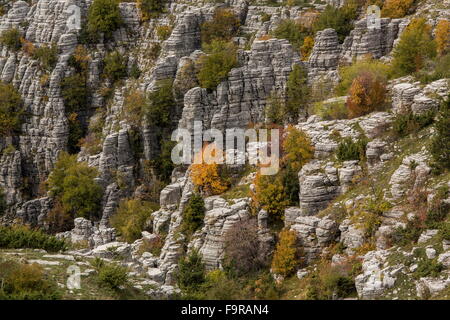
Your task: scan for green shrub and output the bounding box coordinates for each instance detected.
[145,79,175,127]
[176,249,206,292]
[312,98,348,120]
[156,25,173,41]
[336,57,391,95]
[103,51,127,83]
[391,111,435,138]
[285,64,309,122]
[390,217,423,246]
[416,54,450,84]
[413,248,444,278]
[425,186,449,228]
[137,0,166,21]
[96,262,129,290]
[272,19,310,51]
[197,40,237,90]
[110,199,156,243]
[429,97,450,173]
[0,259,61,300]
[335,137,367,162]
[391,18,436,77]
[182,193,205,236]
[47,152,103,221]
[0,28,21,51]
[0,81,24,136]
[33,44,58,71]
[200,8,240,45]
[87,0,123,40]
[312,2,359,43]
[61,74,90,114]
[0,225,67,252]
[150,139,176,182]
[0,188,6,215]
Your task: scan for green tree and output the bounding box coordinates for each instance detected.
[272,19,310,51]
[201,8,240,45]
[61,74,90,114]
[429,97,450,173]
[176,249,206,292]
[391,18,437,76]
[103,51,127,83]
[0,28,21,51]
[312,2,359,43]
[145,79,175,127]
[0,81,24,136]
[286,64,310,122]
[271,229,299,276]
[87,0,123,39]
[182,193,206,236]
[47,152,103,220]
[137,0,166,21]
[197,40,237,90]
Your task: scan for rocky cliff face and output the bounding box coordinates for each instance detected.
[0,0,448,300]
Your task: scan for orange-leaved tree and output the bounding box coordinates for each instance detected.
[190,144,229,196]
[436,19,450,56]
[271,229,299,276]
[346,71,386,118]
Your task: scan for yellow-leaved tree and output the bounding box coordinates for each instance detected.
[300,36,314,61]
[190,144,229,196]
[436,19,450,56]
[271,229,299,276]
[381,0,415,19]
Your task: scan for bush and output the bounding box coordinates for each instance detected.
[271,229,299,276]
[197,40,237,90]
[103,51,127,83]
[312,2,359,43]
[252,172,289,219]
[176,249,206,292]
[391,18,436,77]
[0,81,24,136]
[200,8,240,45]
[0,225,67,252]
[0,259,61,300]
[150,139,176,182]
[436,19,450,56]
[416,53,450,84]
[33,44,58,71]
[156,25,173,41]
[300,35,314,61]
[282,126,314,172]
[346,71,386,118]
[429,97,450,173]
[392,111,435,138]
[223,218,269,276]
[312,98,348,120]
[110,199,155,243]
[181,193,205,236]
[144,79,175,127]
[0,28,21,51]
[47,152,103,221]
[336,57,391,96]
[61,74,90,114]
[0,188,6,215]
[87,0,123,39]
[272,19,310,51]
[335,137,367,162]
[389,217,423,246]
[425,186,449,228]
[381,0,415,19]
[137,0,166,21]
[285,64,309,122]
[96,262,128,290]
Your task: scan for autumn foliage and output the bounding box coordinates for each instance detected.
[271,229,299,276]
[436,20,450,56]
[346,71,386,118]
[381,0,415,19]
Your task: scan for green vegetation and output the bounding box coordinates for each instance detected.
[95,260,129,291]
[47,152,103,226]
[312,2,359,43]
[0,81,24,136]
[429,97,450,173]
[176,249,206,293]
[0,225,66,252]
[181,193,205,236]
[137,0,166,21]
[0,259,61,300]
[200,8,240,45]
[110,199,156,243]
[197,40,237,90]
[272,19,310,51]
[312,98,348,120]
[391,18,436,77]
[335,137,367,162]
[87,0,123,40]
[33,44,58,71]
[271,229,299,276]
[285,64,310,123]
[0,28,21,51]
[103,51,127,83]
[146,79,175,127]
[392,111,435,138]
